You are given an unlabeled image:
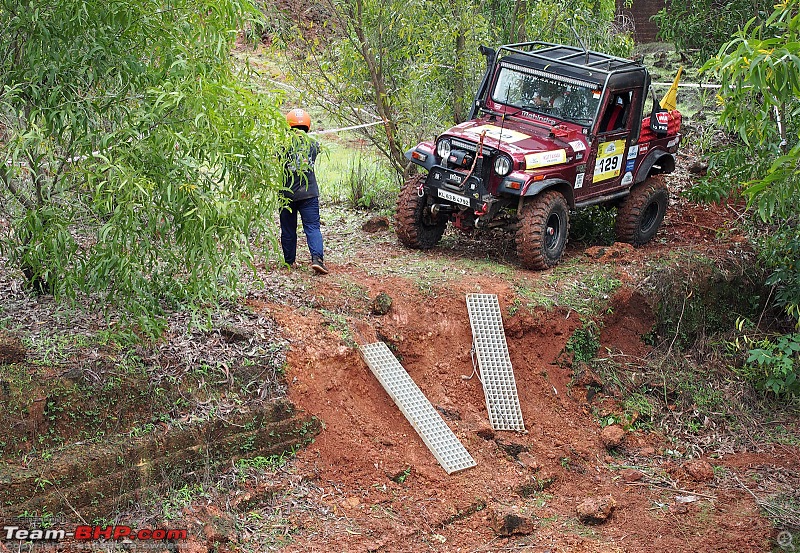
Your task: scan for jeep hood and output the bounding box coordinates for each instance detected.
[444,118,583,156]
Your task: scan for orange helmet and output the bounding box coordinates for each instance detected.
[286,108,311,131]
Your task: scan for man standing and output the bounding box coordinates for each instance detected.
[280,108,328,274]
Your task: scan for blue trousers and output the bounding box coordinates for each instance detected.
[280,196,324,265]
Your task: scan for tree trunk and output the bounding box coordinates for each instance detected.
[352,0,407,174]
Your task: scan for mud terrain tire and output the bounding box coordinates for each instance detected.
[395,174,447,249]
[616,176,669,246]
[516,190,570,270]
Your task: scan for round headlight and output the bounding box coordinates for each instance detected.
[494,155,513,177]
[436,138,452,161]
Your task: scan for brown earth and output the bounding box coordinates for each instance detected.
[224,185,798,552]
[2,165,797,552]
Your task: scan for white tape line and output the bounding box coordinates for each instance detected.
[652,82,722,89]
[310,119,385,135]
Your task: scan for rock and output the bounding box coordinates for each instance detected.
[576,495,617,524]
[371,292,393,315]
[342,496,361,509]
[600,424,625,450]
[517,452,540,471]
[0,331,26,364]
[683,459,715,482]
[515,474,555,497]
[489,505,536,536]
[219,325,250,343]
[688,161,709,175]
[620,468,644,482]
[639,446,656,456]
[361,216,390,233]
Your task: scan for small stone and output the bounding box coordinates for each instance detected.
[640,446,656,456]
[517,452,540,471]
[688,161,709,175]
[489,505,536,536]
[683,459,715,482]
[600,424,625,450]
[362,216,390,233]
[515,474,555,498]
[342,496,361,509]
[371,292,393,315]
[620,468,644,482]
[576,495,616,524]
[670,503,689,515]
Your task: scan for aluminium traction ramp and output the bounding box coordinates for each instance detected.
[466,293,525,431]
[360,341,476,474]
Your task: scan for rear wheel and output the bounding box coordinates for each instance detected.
[395,174,447,249]
[616,176,669,246]
[516,190,570,270]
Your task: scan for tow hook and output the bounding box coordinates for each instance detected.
[474,203,488,217]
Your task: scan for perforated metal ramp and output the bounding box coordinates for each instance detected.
[466,294,525,431]
[361,342,476,474]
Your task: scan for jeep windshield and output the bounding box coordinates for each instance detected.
[491,63,602,125]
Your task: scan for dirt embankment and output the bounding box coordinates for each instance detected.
[248,255,794,552]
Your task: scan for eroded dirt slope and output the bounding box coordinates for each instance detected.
[240,192,797,552]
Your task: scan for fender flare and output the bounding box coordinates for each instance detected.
[522,178,575,208]
[635,149,675,184]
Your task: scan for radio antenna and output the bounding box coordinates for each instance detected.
[569,19,590,64]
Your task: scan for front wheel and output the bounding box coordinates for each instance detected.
[516,190,570,270]
[395,174,447,249]
[616,176,669,246]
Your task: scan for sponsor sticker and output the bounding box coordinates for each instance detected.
[467,124,530,143]
[569,140,587,152]
[593,139,626,183]
[525,149,567,169]
[621,172,633,185]
[627,144,639,160]
[574,173,585,189]
[656,111,670,126]
[625,159,636,172]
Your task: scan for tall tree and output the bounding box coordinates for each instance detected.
[701,0,800,323]
[0,0,289,333]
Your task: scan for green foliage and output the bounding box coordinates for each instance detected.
[282,0,630,176]
[565,321,601,363]
[569,205,617,246]
[343,155,399,210]
[526,0,633,57]
[0,0,290,335]
[700,0,800,326]
[652,0,774,62]
[742,331,800,395]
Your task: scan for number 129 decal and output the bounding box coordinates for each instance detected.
[593,140,626,183]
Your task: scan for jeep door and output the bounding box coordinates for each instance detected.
[581,87,643,199]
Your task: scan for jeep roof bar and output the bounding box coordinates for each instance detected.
[497,41,643,78]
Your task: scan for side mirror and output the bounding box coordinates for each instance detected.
[650,107,670,135]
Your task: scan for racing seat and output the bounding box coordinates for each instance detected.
[600,95,628,132]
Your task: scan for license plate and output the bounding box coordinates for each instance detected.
[438,188,471,207]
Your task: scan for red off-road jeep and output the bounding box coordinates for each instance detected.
[396,41,681,269]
